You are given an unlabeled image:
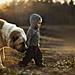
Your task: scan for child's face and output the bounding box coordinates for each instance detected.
[33,20,42,29]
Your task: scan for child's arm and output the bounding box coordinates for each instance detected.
[27,29,35,47]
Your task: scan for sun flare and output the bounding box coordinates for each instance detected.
[53,0,74,4]
[0,0,12,4]
[0,0,75,5]
[0,0,6,4]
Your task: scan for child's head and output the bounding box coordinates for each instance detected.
[30,14,42,29]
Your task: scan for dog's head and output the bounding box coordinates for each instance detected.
[8,31,27,52]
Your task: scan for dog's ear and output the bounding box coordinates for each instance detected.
[8,31,21,49]
[8,39,15,48]
[9,31,21,42]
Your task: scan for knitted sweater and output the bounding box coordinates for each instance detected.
[27,26,40,47]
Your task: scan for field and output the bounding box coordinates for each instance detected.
[0,25,75,75]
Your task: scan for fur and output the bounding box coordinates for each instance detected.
[0,19,27,68]
[0,19,27,50]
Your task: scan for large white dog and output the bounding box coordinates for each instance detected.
[0,19,27,69]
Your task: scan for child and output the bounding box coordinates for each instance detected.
[18,14,45,67]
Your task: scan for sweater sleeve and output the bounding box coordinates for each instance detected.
[26,28,35,47]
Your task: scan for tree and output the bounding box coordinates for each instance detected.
[69,0,73,6]
[63,0,67,5]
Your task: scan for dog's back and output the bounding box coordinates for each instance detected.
[1,22,16,42]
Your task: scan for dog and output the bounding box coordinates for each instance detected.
[0,19,27,69]
[0,19,27,52]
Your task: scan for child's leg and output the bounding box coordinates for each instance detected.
[34,47,43,66]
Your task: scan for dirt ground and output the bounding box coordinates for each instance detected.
[0,37,75,75]
[0,25,75,75]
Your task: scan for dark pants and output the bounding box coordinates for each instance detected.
[20,46,43,66]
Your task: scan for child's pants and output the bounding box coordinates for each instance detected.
[21,46,43,66]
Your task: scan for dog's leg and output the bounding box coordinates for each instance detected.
[0,48,6,69]
[1,47,5,61]
[0,55,5,69]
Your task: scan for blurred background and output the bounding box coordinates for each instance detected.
[0,0,75,25]
[0,0,75,49]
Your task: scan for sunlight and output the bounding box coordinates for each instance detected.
[0,0,29,5]
[0,0,74,5]
[17,0,29,2]
[0,0,75,5]
[0,0,6,4]
[24,0,29,2]
[53,0,64,4]
[53,0,74,4]
[53,0,56,3]
[0,0,12,4]
[0,0,29,4]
